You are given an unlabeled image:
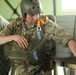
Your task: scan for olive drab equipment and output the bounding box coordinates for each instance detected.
[20,0,42,18]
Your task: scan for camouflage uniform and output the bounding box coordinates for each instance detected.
[0,15,73,75]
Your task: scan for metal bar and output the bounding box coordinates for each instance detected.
[53,0,56,16]
[73,16,76,41]
[4,0,20,17]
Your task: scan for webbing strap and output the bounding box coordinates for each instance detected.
[7,51,29,60]
[37,16,49,28]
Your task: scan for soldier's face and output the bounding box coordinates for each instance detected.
[25,14,39,25]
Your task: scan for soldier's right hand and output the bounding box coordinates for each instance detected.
[13,35,28,49]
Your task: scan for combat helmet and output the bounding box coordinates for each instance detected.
[20,0,42,18]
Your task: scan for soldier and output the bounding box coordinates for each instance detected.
[0,15,10,75]
[0,15,9,53]
[0,0,76,75]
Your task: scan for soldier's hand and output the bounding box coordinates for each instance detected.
[13,35,28,49]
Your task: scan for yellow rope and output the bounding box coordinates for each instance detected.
[37,16,49,28]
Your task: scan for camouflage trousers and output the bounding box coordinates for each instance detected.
[10,60,51,75]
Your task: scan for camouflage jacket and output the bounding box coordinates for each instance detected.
[0,15,72,63]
